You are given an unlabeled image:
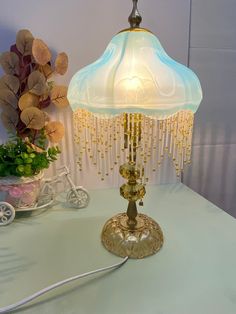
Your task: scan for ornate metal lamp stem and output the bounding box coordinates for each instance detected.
[127,200,138,228]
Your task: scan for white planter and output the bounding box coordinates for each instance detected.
[0,172,43,210]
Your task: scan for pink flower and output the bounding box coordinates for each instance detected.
[9,186,23,198]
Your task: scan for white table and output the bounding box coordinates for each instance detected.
[0,183,236,314]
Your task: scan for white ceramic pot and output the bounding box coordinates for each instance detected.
[0,172,43,210]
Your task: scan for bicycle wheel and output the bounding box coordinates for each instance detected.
[67,187,90,209]
[0,202,15,226]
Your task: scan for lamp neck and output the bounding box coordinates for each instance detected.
[128,0,142,28]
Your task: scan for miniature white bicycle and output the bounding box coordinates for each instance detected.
[0,166,90,226]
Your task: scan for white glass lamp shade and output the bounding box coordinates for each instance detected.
[68,29,202,118]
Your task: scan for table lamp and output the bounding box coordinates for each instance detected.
[68,0,202,258]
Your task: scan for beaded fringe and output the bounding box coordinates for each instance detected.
[73,110,194,182]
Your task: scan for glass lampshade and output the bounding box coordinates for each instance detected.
[68,29,202,118]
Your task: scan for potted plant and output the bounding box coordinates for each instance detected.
[0,29,69,209]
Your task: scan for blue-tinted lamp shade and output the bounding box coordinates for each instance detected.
[68,29,202,118]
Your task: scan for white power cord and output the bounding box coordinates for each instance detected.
[0,256,128,313]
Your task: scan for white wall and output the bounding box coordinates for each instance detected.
[184,0,236,217]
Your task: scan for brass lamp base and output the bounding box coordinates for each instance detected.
[101,212,164,259]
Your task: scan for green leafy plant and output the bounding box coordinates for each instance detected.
[0,138,60,177]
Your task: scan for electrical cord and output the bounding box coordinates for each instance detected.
[0,256,129,313]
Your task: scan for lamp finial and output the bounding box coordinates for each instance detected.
[128,0,142,28]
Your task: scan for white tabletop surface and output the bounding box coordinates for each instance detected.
[0,183,236,314]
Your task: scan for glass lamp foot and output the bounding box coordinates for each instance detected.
[101,213,164,259]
